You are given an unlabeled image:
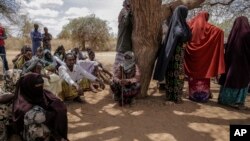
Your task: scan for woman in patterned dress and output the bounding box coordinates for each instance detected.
[153,5,191,103]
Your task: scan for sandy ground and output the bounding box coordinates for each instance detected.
[2,50,250,141]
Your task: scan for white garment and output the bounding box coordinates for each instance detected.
[58,64,96,86]
[77,60,98,74]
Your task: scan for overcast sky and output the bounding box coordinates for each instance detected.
[20,0,124,37]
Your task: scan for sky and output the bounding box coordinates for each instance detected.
[20,0,124,37]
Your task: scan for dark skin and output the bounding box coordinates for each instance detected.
[34,24,39,31]
[65,54,83,95]
[24,50,32,60]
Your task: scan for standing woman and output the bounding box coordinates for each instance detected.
[153,5,192,103]
[218,16,250,109]
[184,12,225,102]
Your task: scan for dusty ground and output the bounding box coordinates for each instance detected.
[2,50,250,141]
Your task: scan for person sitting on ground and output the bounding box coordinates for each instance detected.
[87,48,113,85]
[110,51,140,106]
[58,53,104,103]
[43,49,57,68]
[14,46,32,69]
[12,73,68,141]
[70,47,87,61]
[22,58,62,98]
[54,45,66,61]
[12,46,26,65]
[31,46,43,60]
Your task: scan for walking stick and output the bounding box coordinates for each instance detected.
[120,64,124,107]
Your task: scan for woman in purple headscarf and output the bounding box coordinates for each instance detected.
[218,16,250,109]
[12,73,68,141]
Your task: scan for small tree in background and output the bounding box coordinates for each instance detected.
[58,14,111,51]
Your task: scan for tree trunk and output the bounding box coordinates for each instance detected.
[131,0,205,98]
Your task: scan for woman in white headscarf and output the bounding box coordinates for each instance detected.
[110,51,140,106]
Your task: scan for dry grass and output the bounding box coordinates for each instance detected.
[5,38,116,52]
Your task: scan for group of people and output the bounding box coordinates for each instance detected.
[0,23,113,140]
[153,5,250,109]
[0,0,249,140]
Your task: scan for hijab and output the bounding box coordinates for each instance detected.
[123,51,135,73]
[153,5,191,81]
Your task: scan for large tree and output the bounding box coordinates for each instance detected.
[58,15,111,50]
[131,0,250,97]
[131,0,206,97]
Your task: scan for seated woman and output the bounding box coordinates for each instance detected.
[12,73,68,141]
[110,51,140,106]
[12,46,26,65]
[22,58,62,98]
[14,46,32,69]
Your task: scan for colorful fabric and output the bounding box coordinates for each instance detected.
[218,87,248,106]
[60,79,90,101]
[110,82,140,106]
[153,5,191,81]
[0,26,6,46]
[188,77,210,102]
[2,69,22,93]
[123,51,135,73]
[23,106,50,141]
[165,44,185,102]
[185,11,225,78]
[222,16,250,88]
[12,73,68,140]
[111,62,140,106]
[0,102,12,141]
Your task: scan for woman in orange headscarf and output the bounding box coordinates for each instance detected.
[184,11,225,102]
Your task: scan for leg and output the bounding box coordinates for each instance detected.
[0,47,9,71]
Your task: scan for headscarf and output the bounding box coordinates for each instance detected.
[123,0,130,7]
[43,49,53,62]
[222,16,250,88]
[153,5,191,81]
[184,11,225,78]
[54,45,65,60]
[18,73,45,105]
[123,51,135,73]
[22,58,44,75]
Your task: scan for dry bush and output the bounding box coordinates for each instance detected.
[51,39,73,51]
[5,37,24,51]
[5,38,116,52]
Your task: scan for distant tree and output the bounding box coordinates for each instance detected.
[58,15,111,50]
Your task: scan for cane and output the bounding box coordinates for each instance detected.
[120,64,124,107]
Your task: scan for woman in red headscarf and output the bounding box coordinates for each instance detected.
[184,11,225,102]
[218,16,250,109]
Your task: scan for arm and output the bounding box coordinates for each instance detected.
[113,65,122,83]
[58,66,76,86]
[0,29,7,40]
[77,65,97,81]
[125,65,140,83]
